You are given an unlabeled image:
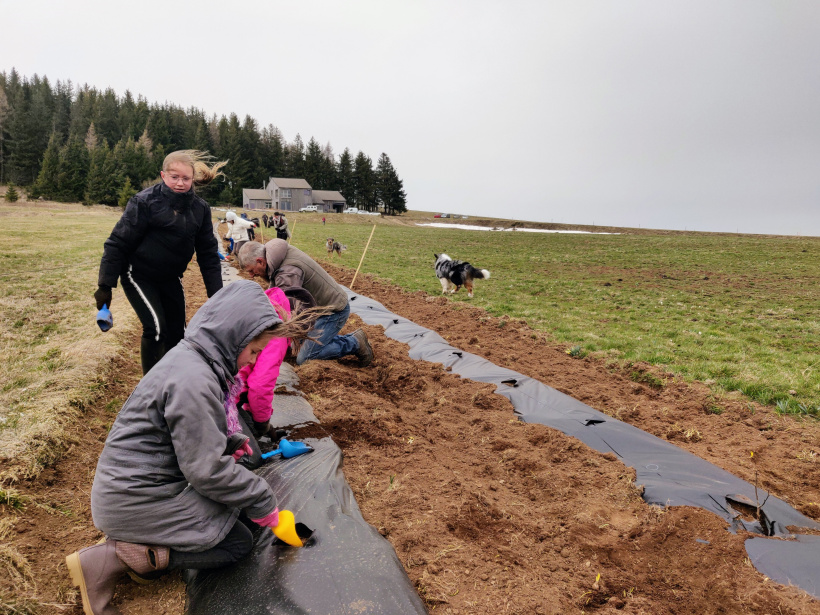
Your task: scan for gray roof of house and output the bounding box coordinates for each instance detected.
[312,190,346,203]
[243,189,271,200]
[270,178,312,190]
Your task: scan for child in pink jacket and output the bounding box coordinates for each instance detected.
[236,286,291,436]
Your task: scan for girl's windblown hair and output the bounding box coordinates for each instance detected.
[163,150,228,186]
[251,305,334,347]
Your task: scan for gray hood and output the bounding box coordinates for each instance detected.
[184,280,282,382]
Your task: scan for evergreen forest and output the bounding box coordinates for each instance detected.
[0,69,407,214]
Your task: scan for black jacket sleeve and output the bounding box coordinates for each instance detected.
[195,204,224,298]
[97,196,150,288]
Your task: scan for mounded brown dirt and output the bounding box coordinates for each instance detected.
[3,259,819,615]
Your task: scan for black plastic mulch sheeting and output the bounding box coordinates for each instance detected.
[745,535,820,598]
[187,437,428,614]
[347,290,820,598]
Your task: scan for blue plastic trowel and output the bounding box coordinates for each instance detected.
[261,438,313,460]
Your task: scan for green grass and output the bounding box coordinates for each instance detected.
[287,214,820,414]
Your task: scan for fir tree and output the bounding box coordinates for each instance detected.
[260,124,284,180]
[352,151,376,211]
[52,80,73,143]
[55,135,89,202]
[29,132,61,199]
[375,153,407,215]
[337,148,354,202]
[69,86,96,142]
[0,84,12,183]
[284,134,305,178]
[319,142,338,189]
[118,177,136,208]
[6,79,43,184]
[84,122,99,150]
[85,141,121,206]
[94,88,121,146]
[5,182,19,202]
[304,137,324,188]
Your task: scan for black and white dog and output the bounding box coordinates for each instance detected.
[434,253,491,298]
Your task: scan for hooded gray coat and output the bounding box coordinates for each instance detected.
[91,281,280,551]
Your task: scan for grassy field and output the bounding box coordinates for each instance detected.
[2,202,817,486]
[0,200,138,483]
[289,212,820,415]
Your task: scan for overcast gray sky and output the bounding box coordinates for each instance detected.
[3,0,819,235]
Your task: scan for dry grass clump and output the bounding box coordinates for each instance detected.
[0,202,137,482]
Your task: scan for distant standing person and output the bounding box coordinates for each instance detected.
[273,211,290,241]
[225,211,256,257]
[322,216,326,225]
[94,150,226,375]
[238,239,374,367]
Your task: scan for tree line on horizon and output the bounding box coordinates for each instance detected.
[0,69,407,214]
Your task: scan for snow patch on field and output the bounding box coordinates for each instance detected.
[416,223,617,234]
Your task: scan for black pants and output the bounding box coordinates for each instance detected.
[168,517,256,570]
[120,266,186,375]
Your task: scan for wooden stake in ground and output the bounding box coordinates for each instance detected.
[350,224,377,291]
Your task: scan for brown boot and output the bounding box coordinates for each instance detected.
[66,540,170,615]
[351,329,374,367]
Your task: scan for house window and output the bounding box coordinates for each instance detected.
[281,200,292,210]
[304,189,311,196]
[281,189,292,198]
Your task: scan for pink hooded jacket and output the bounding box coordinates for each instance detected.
[236,287,291,423]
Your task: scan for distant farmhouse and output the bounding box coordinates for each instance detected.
[242,178,347,213]
[242,189,272,209]
[311,190,347,213]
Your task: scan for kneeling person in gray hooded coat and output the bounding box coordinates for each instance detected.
[66,281,313,615]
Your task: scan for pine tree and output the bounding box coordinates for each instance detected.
[84,122,99,150]
[93,88,121,146]
[134,132,155,187]
[304,137,324,187]
[85,141,121,205]
[337,148,354,202]
[6,79,43,185]
[0,84,12,183]
[5,183,19,202]
[69,86,97,141]
[352,151,376,211]
[284,134,305,178]
[29,132,61,199]
[52,79,74,143]
[55,135,89,202]
[260,124,284,180]
[118,177,136,208]
[319,142,338,189]
[375,153,407,215]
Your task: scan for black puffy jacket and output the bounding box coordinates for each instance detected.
[97,182,223,297]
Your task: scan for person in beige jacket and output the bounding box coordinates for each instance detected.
[238,239,373,366]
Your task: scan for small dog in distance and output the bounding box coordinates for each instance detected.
[434,253,491,298]
[326,238,347,256]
